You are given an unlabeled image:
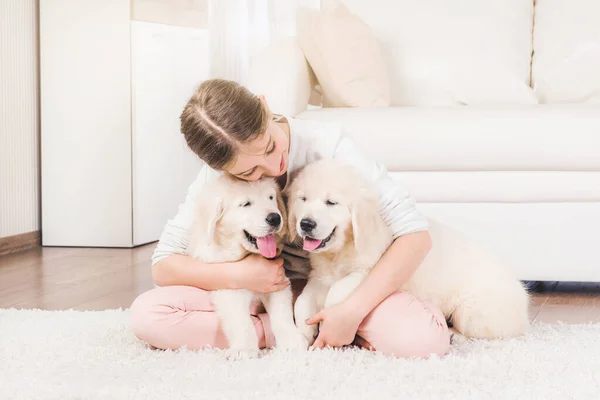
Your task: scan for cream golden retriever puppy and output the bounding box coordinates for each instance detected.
[288,159,530,345]
[187,175,307,357]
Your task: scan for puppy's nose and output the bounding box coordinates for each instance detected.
[266,213,281,228]
[300,218,317,232]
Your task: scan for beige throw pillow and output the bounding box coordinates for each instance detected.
[296,3,391,108]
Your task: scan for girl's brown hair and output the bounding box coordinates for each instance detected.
[179,79,270,170]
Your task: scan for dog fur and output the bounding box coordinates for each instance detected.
[287,159,530,345]
[187,175,307,357]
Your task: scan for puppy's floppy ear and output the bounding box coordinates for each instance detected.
[275,189,288,237]
[283,191,300,245]
[204,197,224,240]
[188,196,224,255]
[351,189,384,254]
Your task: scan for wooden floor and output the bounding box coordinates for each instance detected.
[0,244,156,311]
[1,243,600,324]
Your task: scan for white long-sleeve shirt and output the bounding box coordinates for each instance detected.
[151,117,429,267]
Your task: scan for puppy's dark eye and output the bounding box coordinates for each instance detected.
[326,200,338,206]
[240,201,251,207]
[299,196,307,202]
[269,195,274,200]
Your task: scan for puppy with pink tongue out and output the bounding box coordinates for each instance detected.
[254,235,278,258]
[286,160,393,346]
[186,175,308,358]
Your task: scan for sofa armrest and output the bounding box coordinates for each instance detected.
[247,37,313,117]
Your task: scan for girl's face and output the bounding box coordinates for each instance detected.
[227,119,290,182]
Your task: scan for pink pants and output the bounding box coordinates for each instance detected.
[130,284,450,359]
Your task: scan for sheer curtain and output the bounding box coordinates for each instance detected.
[208,0,320,84]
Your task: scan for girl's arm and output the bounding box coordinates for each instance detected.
[344,230,432,320]
[152,253,290,293]
[152,254,238,290]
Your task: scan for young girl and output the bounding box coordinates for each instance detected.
[130,79,450,358]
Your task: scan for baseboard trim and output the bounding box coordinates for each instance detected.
[0,231,41,256]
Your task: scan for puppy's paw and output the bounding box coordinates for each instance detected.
[276,331,309,350]
[225,335,261,360]
[225,346,261,361]
[449,328,469,345]
[299,325,318,347]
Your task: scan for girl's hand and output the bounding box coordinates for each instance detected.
[230,254,290,293]
[306,302,363,349]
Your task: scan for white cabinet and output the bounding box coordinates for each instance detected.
[40,0,207,247]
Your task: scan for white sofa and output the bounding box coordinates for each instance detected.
[248,0,600,282]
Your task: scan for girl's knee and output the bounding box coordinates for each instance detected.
[395,318,451,359]
[129,286,249,351]
[130,288,164,344]
[129,286,211,349]
[358,291,450,359]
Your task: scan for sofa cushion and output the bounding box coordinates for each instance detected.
[418,202,600,281]
[532,0,600,103]
[296,3,391,108]
[295,105,600,171]
[390,171,600,203]
[336,0,536,106]
[247,37,313,117]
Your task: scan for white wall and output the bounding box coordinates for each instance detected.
[0,0,39,238]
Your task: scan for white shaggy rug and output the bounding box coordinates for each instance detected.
[1,309,599,400]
